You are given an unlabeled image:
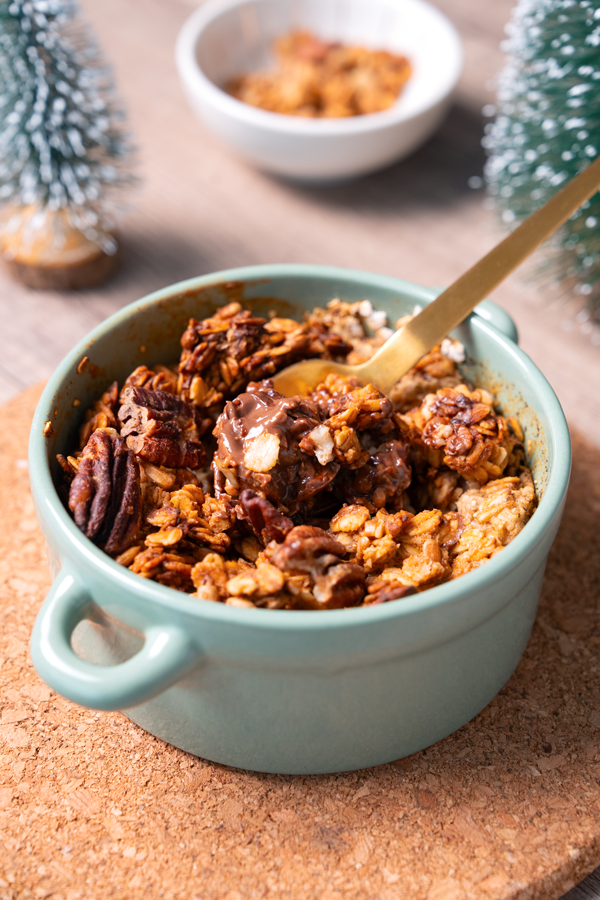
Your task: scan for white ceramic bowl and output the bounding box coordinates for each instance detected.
[175,0,463,182]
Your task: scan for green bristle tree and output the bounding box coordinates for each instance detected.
[484,0,600,340]
[0,0,133,288]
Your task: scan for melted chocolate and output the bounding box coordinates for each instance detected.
[213,381,339,515]
[215,383,316,466]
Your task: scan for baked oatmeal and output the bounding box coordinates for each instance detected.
[57,298,535,610]
[227,31,412,118]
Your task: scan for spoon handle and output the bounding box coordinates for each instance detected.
[368,154,600,395]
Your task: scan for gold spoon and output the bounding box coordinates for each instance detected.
[272,154,600,398]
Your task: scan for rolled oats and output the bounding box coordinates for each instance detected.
[61,298,535,609]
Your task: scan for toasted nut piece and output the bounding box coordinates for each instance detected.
[333,425,364,464]
[255,563,285,594]
[244,432,281,473]
[330,504,370,533]
[226,573,259,596]
[195,578,220,602]
[225,597,257,608]
[305,424,335,465]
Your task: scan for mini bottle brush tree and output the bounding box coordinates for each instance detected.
[484,0,600,342]
[0,0,133,289]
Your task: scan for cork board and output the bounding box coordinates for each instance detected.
[1,384,600,900]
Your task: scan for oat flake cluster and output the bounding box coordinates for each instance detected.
[57,299,536,610]
[227,31,412,118]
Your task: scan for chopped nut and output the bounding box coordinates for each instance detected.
[238,491,293,544]
[330,504,371,533]
[244,431,281,473]
[119,386,207,469]
[303,424,335,465]
[365,582,418,605]
[270,525,366,609]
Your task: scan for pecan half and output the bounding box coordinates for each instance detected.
[69,429,142,554]
[238,490,294,543]
[118,386,207,468]
[270,525,366,609]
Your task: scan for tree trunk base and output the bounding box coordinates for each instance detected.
[1,240,120,290]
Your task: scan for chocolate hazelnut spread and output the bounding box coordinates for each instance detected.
[215,381,318,466]
[213,381,340,515]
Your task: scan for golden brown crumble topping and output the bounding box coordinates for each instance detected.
[227,31,412,119]
[60,298,536,609]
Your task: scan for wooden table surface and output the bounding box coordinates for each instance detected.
[1,1,599,897]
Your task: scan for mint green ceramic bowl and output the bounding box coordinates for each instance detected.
[29,264,570,774]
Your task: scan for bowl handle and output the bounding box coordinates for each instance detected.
[472,299,519,345]
[30,567,202,711]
